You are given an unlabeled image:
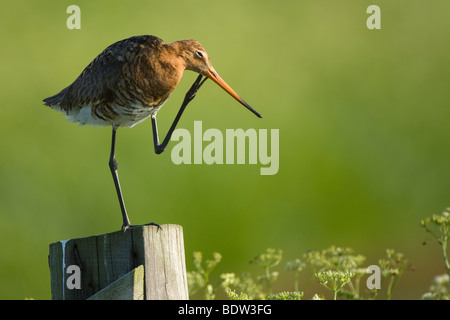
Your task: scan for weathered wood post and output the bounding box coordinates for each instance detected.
[48,224,189,300]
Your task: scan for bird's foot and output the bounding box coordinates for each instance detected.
[122,222,162,232]
[184,75,208,103]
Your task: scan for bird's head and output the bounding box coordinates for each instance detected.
[175,39,262,118]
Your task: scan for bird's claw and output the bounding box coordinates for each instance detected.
[122,222,162,232]
[185,75,208,102]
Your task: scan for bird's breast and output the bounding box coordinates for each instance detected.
[59,98,167,129]
[101,99,167,128]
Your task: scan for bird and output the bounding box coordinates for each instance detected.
[43,35,262,231]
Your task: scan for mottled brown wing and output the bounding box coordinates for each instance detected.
[43,35,164,112]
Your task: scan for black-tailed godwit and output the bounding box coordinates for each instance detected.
[44,35,262,231]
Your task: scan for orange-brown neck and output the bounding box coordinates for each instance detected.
[137,44,186,103]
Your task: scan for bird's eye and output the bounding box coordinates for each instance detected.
[195,51,204,59]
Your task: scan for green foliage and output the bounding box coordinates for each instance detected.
[300,245,368,299]
[221,272,265,300]
[185,209,450,300]
[421,208,450,277]
[187,209,449,301]
[285,259,305,292]
[315,270,355,300]
[188,245,411,300]
[421,208,450,299]
[422,274,449,300]
[302,246,366,273]
[187,252,222,300]
[250,248,283,296]
[224,287,252,300]
[377,249,412,300]
[267,291,304,300]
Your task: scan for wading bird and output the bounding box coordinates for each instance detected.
[43,35,262,231]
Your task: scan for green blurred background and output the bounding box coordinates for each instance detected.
[1,0,449,299]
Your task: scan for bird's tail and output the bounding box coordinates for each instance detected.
[43,88,67,107]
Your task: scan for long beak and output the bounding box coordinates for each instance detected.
[203,67,262,118]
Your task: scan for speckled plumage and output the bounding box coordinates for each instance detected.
[44,35,209,128]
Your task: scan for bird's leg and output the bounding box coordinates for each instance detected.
[108,127,132,231]
[109,127,161,231]
[152,74,208,154]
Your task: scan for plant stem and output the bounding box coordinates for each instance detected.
[386,276,394,300]
[346,279,359,299]
[332,279,339,300]
[294,273,299,292]
[265,266,272,296]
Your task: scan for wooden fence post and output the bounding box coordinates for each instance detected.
[48,224,189,300]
